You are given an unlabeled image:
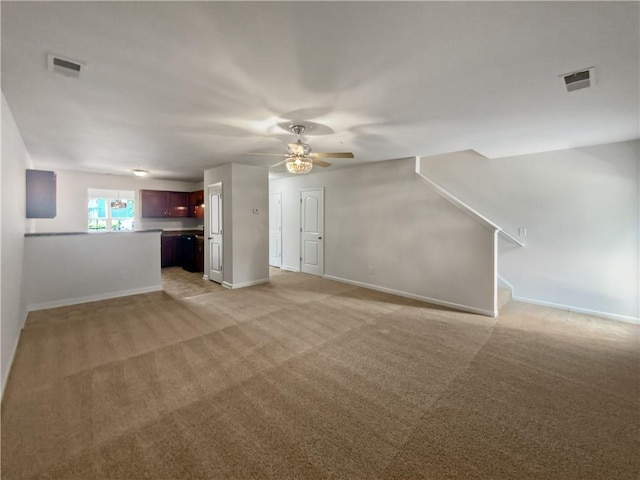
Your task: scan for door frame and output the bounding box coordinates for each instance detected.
[269,191,282,268]
[300,187,324,276]
[207,182,223,284]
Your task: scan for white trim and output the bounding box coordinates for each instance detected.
[1,327,22,400]
[415,156,498,231]
[27,285,162,311]
[492,229,498,314]
[497,274,515,292]
[498,229,525,247]
[323,274,497,318]
[415,155,525,247]
[202,274,209,280]
[222,278,270,289]
[280,265,300,273]
[512,296,639,324]
[300,187,325,276]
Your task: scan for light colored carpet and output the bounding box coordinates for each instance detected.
[2,269,638,479]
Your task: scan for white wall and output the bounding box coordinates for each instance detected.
[420,140,640,322]
[203,164,269,288]
[1,93,33,395]
[23,232,162,310]
[230,164,269,287]
[270,158,497,315]
[32,170,204,233]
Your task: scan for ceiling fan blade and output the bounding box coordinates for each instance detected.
[311,152,355,159]
[270,160,286,168]
[243,152,286,157]
[313,159,332,168]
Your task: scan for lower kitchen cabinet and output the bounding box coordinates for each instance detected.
[195,237,204,272]
[161,236,178,267]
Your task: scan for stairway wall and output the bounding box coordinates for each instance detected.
[420,140,639,322]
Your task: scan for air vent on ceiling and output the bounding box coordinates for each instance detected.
[47,53,85,79]
[560,67,595,92]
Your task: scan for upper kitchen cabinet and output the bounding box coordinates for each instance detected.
[189,190,205,219]
[167,192,189,217]
[140,190,189,218]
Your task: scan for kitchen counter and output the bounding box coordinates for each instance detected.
[161,229,204,238]
[25,229,163,237]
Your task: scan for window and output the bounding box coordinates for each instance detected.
[88,189,135,231]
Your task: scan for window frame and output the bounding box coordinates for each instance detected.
[88,189,135,232]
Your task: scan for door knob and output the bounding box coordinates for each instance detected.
[318,236,322,240]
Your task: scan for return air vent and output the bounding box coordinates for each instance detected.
[47,53,85,79]
[560,67,595,92]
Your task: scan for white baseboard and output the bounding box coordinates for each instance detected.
[222,278,270,289]
[323,275,497,318]
[27,285,163,311]
[512,296,639,324]
[497,274,515,292]
[1,324,23,401]
[280,265,300,273]
[202,274,209,280]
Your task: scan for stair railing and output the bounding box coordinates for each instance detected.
[414,156,525,247]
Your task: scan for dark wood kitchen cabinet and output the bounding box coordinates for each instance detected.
[189,190,205,219]
[141,190,189,218]
[195,236,204,272]
[161,236,178,267]
[167,192,189,217]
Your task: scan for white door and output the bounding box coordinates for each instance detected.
[269,192,282,267]
[300,188,324,276]
[208,184,223,283]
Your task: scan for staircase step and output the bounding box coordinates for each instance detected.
[498,287,512,309]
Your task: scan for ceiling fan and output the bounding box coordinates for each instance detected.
[244,124,355,174]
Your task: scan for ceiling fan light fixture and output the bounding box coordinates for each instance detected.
[132,169,148,177]
[285,155,313,174]
[287,140,311,156]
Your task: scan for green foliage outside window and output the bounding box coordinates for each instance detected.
[88,197,135,231]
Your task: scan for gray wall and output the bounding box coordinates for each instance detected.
[420,140,640,321]
[204,164,269,288]
[1,94,31,394]
[230,164,269,287]
[23,232,162,310]
[270,157,497,316]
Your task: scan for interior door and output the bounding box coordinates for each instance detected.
[269,192,282,267]
[208,184,223,283]
[300,188,324,276]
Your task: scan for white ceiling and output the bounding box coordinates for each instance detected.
[2,1,638,182]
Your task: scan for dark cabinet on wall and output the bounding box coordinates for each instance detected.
[141,189,204,219]
[26,169,57,218]
[140,190,189,218]
[189,190,205,219]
